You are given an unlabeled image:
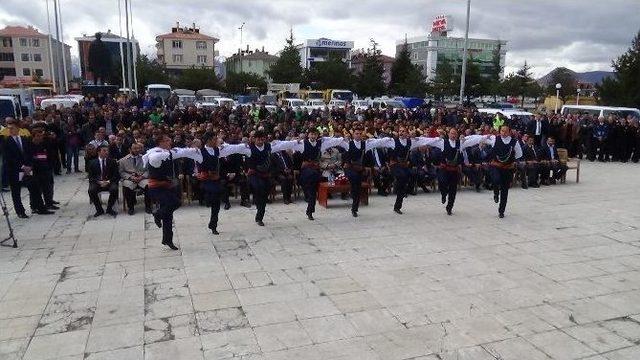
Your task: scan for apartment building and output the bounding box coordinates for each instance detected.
[156,22,218,74]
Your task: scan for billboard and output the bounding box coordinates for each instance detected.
[431,15,449,33]
[306,38,353,49]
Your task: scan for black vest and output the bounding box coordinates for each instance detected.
[303,139,322,161]
[200,147,220,172]
[494,137,518,163]
[442,138,462,165]
[148,152,174,181]
[345,140,366,165]
[392,138,412,161]
[247,143,271,172]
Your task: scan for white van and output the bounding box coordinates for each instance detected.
[145,84,172,101]
[281,98,305,108]
[561,105,640,119]
[0,96,19,119]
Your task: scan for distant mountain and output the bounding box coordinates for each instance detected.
[537,67,614,86]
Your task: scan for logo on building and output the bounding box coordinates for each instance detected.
[314,38,348,48]
[431,15,449,33]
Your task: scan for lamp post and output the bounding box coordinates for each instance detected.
[576,88,581,105]
[458,0,471,105]
[554,83,561,114]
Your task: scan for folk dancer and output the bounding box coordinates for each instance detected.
[143,135,203,250]
[485,125,524,218]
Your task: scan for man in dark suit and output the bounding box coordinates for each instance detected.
[109,134,128,160]
[410,146,436,193]
[367,147,392,196]
[540,136,567,185]
[270,150,293,204]
[88,145,119,217]
[2,119,52,218]
[522,135,541,187]
[527,114,549,147]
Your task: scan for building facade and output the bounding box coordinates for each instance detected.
[225,46,278,81]
[397,34,507,81]
[296,38,354,69]
[156,22,218,74]
[350,52,395,86]
[0,25,71,83]
[75,31,139,84]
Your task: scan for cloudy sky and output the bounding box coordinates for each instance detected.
[1,0,638,77]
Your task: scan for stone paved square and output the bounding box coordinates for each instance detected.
[1,161,640,359]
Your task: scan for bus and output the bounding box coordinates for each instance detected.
[561,105,640,119]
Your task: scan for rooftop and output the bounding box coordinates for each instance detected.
[156,22,218,42]
[0,25,47,38]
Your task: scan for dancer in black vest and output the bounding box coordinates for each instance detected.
[229,131,300,226]
[388,128,433,214]
[485,125,523,218]
[338,128,394,217]
[197,133,249,235]
[288,129,344,220]
[421,130,489,215]
[143,135,203,250]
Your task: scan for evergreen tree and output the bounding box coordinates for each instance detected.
[304,52,353,90]
[515,61,535,107]
[354,39,386,98]
[488,43,503,101]
[136,55,169,90]
[389,41,426,97]
[598,30,640,108]
[431,56,457,99]
[174,66,220,90]
[225,72,267,95]
[266,30,303,84]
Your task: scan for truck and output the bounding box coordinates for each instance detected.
[145,84,172,102]
[300,89,324,101]
[0,95,20,119]
[323,89,353,103]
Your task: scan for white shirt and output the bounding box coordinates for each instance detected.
[143,147,203,168]
[485,135,524,159]
[535,120,542,135]
[337,137,395,152]
[419,135,489,152]
[13,136,23,151]
[288,137,345,154]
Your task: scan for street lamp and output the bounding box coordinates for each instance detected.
[576,88,581,105]
[554,83,561,114]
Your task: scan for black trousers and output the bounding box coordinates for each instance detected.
[274,173,293,203]
[373,168,392,194]
[123,186,151,211]
[249,174,270,222]
[392,165,410,210]
[149,187,181,245]
[9,175,41,215]
[300,167,320,215]
[88,182,118,212]
[462,165,482,188]
[490,167,514,215]
[33,171,54,207]
[345,169,363,213]
[438,169,459,211]
[202,181,224,230]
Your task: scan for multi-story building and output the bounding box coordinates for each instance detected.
[156,22,218,74]
[397,34,507,82]
[75,30,140,84]
[225,46,278,81]
[0,25,71,83]
[296,38,354,69]
[350,52,395,86]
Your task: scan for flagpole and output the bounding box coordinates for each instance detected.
[45,0,57,93]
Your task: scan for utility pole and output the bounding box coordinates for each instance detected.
[57,0,69,92]
[124,0,134,93]
[45,0,57,93]
[238,22,245,73]
[459,0,471,105]
[118,0,126,89]
[52,0,63,93]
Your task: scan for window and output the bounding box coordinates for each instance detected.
[1,38,12,47]
[21,53,29,61]
[35,69,43,76]
[0,67,16,76]
[0,52,14,61]
[197,55,207,63]
[172,40,182,49]
[32,38,40,47]
[196,41,207,49]
[33,53,42,62]
[19,38,27,46]
[157,54,164,62]
[172,54,183,63]
[22,68,31,76]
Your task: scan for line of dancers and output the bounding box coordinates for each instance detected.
[143,125,523,250]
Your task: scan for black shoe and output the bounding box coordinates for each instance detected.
[394,208,403,215]
[106,209,118,217]
[165,242,179,250]
[153,214,162,228]
[378,191,388,197]
[307,213,314,221]
[66,170,71,174]
[408,191,417,196]
[284,199,292,205]
[499,213,505,218]
[493,193,499,203]
[422,186,430,193]
[35,209,54,215]
[75,169,82,173]
[52,200,60,205]
[446,207,452,216]
[17,213,29,219]
[550,179,556,185]
[128,208,135,215]
[352,210,358,218]
[145,207,153,214]
[475,185,481,193]
[224,202,231,210]
[93,210,104,217]
[211,228,219,235]
[47,204,60,210]
[441,194,446,204]
[241,201,251,208]
[256,220,265,226]
[521,184,528,189]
